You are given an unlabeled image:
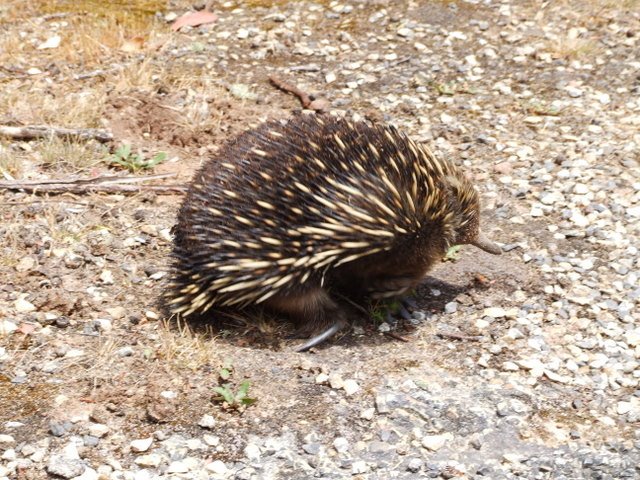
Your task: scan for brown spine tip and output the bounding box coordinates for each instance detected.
[471,232,502,255]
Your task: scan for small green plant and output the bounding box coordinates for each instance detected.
[108,144,167,172]
[212,360,256,409]
[443,245,462,262]
[370,299,402,325]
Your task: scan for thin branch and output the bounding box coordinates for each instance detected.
[384,331,410,343]
[0,173,187,195]
[0,125,113,143]
[436,331,482,342]
[268,75,329,112]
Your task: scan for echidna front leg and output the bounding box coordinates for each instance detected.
[264,288,348,352]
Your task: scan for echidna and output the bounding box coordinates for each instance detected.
[166,114,501,351]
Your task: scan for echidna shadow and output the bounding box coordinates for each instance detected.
[164,114,502,351]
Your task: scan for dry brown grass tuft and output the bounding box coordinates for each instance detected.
[153,319,219,372]
[0,143,23,178]
[546,34,601,61]
[0,0,167,68]
[37,137,105,172]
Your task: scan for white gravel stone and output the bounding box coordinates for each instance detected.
[483,307,506,318]
[206,460,227,474]
[134,454,163,468]
[198,414,216,429]
[352,460,369,474]
[343,379,360,396]
[130,438,153,452]
[328,374,344,389]
[88,424,109,438]
[0,321,17,336]
[421,433,452,451]
[166,460,190,473]
[14,297,36,313]
[244,443,261,460]
[360,408,375,420]
[333,437,350,453]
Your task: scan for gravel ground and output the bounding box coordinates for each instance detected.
[1,0,640,479]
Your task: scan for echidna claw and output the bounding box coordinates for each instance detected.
[295,322,345,352]
[401,297,418,310]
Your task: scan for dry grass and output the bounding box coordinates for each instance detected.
[0,143,23,178]
[546,35,601,61]
[0,84,107,129]
[0,0,166,68]
[37,137,105,172]
[153,319,219,372]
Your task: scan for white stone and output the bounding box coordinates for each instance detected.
[421,433,452,451]
[483,307,506,318]
[244,443,261,460]
[343,379,360,396]
[624,329,640,347]
[198,414,216,429]
[617,401,632,415]
[37,35,61,50]
[360,408,375,420]
[503,362,520,371]
[352,460,369,474]
[328,374,344,389]
[166,461,190,473]
[74,467,99,480]
[333,437,349,453]
[88,424,109,438]
[130,438,153,453]
[203,434,220,446]
[134,454,163,467]
[99,270,114,284]
[15,297,36,313]
[64,349,85,358]
[0,320,18,336]
[206,460,227,474]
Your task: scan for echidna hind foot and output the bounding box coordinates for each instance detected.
[264,288,349,351]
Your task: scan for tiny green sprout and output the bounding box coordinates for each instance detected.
[444,245,462,262]
[212,360,256,409]
[370,299,403,325]
[108,144,167,173]
[219,359,233,381]
[435,82,456,96]
[212,381,256,408]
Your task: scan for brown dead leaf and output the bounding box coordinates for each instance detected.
[171,11,218,31]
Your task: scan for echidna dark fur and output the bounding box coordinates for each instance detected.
[166,114,501,351]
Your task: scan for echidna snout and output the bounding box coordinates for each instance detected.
[166,114,501,350]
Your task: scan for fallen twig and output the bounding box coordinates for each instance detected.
[436,331,482,342]
[384,331,410,343]
[268,75,329,112]
[0,125,113,143]
[0,173,187,195]
[373,55,412,72]
[72,67,121,81]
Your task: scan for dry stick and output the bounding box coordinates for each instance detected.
[0,173,187,195]
[436,331,482,342]
[384,331,410,343]
[0,125,113,143]
[268,75,329,112]
[1,173,175,186]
